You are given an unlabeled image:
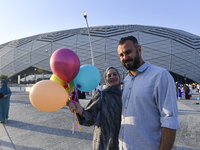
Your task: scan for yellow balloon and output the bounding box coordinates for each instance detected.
[29,80,69,112]
[50,74,75,94]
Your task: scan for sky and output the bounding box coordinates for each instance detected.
[0,0,200,45]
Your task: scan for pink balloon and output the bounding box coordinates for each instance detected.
[50,48,80,82]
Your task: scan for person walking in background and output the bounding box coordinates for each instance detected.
[68,66,122,150]
[0,79,12,123]
[197,83,200,93]
[117,36,181,150]
[188,84,193,97]
[178,85,182,99]
[184,84,190,99]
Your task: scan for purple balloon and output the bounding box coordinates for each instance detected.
[50,48,80,82]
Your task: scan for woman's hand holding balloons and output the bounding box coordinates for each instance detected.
[68,102,83,115]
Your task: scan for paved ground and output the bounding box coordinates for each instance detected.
[0,90,200,150]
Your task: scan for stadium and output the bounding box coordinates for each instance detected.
[0,25,200,84]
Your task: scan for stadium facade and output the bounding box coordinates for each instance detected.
[0,25,200,84]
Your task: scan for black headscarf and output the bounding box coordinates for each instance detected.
[102,66,122,96]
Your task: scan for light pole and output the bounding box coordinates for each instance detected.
[83,11,95,96]
[34,68,37,83]
[83,11,95,66]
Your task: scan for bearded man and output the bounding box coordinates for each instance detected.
[117,36,181,150]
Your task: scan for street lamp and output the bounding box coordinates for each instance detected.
[34,68,37,82]
[45,49,50,57]
[83,11,95,66]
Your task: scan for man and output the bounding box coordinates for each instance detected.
[117,36,181,150]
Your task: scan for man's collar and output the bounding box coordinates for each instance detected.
[137,61,151,73]
[128,61,151,76]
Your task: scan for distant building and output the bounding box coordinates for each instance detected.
[0,25,200,83]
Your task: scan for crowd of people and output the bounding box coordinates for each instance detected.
[176,82,200,100]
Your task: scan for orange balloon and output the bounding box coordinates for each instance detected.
[29,80,69,112]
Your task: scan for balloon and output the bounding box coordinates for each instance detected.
[50,48,80,82]
[197,97,200,100]
[29,80,69,112]
[50,74,74,95]
[74,64,101,92]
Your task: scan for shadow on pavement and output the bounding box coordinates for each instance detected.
[5,120,93,140]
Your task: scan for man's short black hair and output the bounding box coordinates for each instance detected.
[118,36,139,46]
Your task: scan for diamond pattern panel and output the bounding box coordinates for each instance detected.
[14,48,29,60]
[142,46,170,61]
[0,46,14,57]
[1,50,14,68]
[148,54,171,71]
[54,35,77,48]
[171,40,195,60]
[31,44,51,65]
[139,32,169,46]
[32,41,50,51]
[14,53,31,73]
[34,58,51,72]
[16,41,33,52]
[1,62,15,76]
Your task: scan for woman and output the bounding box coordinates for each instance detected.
[68,66,122,150]
[0,79,12,123]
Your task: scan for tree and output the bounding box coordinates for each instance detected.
[0,74,9,82]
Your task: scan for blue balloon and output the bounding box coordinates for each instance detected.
[197,97,200,100]
[74,64,101,92]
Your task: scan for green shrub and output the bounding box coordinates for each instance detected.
[0,74,9,82]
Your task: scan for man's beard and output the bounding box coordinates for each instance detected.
[123,51,140,71]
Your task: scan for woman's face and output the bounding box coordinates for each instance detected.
[106,68,120,87]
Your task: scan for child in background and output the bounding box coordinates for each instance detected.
[178,87,182,99]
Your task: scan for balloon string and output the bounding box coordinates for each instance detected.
[74,88,78,104]
[75,87,81,131]
[67,82,72,101]
[75,111,81,131]
[66,82,74,134]
[67,82,81,133]
[72,112,75,134]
